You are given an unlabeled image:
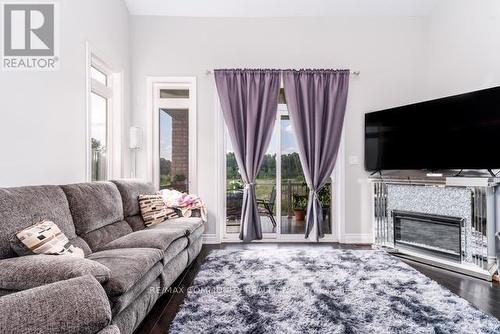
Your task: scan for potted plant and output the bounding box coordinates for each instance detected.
[318,183,331,221]
[226,180,244,221]
[227,180,244,192]
[292,194,308,222]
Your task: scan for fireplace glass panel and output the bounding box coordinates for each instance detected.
[393,211,462,262]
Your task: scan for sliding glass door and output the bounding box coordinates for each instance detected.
[223,98,338,241]
[225,128,277,236]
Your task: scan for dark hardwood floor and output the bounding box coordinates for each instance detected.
[135,243,500,334]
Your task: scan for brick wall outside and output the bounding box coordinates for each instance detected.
[167,109,189,192]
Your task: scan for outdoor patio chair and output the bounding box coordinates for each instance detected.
[257,186,277,227]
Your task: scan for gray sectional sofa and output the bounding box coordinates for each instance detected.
[0,180,204,334]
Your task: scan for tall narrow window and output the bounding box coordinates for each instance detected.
[90,92,108,181]
[159,107,189,191]
[151,78,196,193]
[88,55,114,181]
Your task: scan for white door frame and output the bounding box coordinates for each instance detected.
[216,99,345,243]
[146,77,197,192]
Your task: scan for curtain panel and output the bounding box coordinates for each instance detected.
[283,69,350,241]
[214,69,281,242]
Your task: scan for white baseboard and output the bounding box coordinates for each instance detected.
[202,233,220,244]
[341,233,373,244]
[202,233,373,245]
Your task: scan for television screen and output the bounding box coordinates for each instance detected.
[365,86,500,171]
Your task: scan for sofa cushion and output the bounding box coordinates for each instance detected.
[187,224,205,245]
[111,180,155,217]
[0,275,112,334]
[187,237,203,265]
[99,228,186,252]
[87,248,163,296]
[0,254,111,291]
[71,236,93,255]
[149,217,204,235]
[84,220,133,252]
[125,214,147,232]
[110,262,163,316]
[61,182,124,235]
[98,325,121,334]
[111,278,162,334]
[0,185,84,259]
[160,250,189,292]
[0,288,15,297]
[163,237,189,264]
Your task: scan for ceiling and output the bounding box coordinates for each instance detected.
[124,0,437,17]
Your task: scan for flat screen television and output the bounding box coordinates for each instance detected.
[364,86,500,171]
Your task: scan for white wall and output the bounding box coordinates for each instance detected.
[0,0,131,187]
[130,16,430,236]
[427,0,500,98]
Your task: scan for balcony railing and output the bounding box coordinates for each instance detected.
[226,180,330,220]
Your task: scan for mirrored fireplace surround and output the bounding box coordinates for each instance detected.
[371,177,499,280]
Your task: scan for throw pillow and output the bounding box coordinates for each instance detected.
[14,221,84,257]
[138,194,178,227]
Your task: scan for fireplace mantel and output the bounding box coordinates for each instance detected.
[369,176,500,280]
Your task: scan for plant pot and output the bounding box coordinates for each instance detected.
[322,206,330,221]
[294,209,306,222]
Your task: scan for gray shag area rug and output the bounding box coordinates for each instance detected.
[169,249,500,333]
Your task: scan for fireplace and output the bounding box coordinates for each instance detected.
[372,180,497,280]
[392,210,463,262]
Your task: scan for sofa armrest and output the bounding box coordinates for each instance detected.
[0,254,111,291]
[0,275,113,334]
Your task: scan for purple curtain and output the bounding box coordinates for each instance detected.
[215,69,280,242]
[283,69,349,241]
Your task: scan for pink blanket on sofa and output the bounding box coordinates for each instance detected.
[158,189,207,222]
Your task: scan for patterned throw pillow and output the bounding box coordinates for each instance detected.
[15,221,84,257]
[138,194,178,227]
